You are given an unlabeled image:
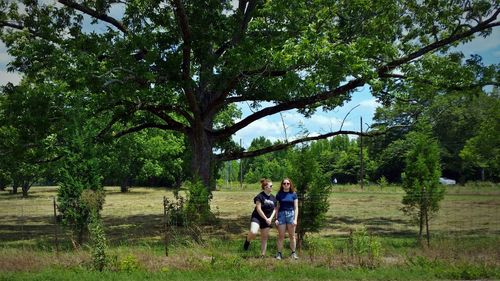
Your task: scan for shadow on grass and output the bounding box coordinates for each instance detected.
[2,212,500,249]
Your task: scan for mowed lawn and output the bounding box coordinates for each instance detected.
[1,184,499,245]
[0,185,500,245]
[0,184,499,280]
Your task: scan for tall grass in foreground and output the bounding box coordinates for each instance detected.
[1,262,499,281]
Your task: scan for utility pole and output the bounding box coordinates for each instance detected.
[240,139,243,189]
[360,117,364,190]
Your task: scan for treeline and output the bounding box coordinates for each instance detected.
[222,89,500,185]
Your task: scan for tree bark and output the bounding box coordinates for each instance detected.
[189,123,214,190]
[418,210,423,243]
[120,177,130,193]
[12,182,18,194]
[22,181,30,198]
[425,206,430,247]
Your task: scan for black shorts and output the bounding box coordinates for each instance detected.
[251,215,271,229]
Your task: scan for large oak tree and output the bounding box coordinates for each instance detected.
[1,0,498,189]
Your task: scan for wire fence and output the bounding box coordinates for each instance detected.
[1,187,499,254]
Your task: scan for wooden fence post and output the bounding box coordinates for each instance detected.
[53,196,59,253]
[163,196,169,257]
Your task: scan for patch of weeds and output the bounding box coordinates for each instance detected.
[435,263,500,280]
[346,227,383,267]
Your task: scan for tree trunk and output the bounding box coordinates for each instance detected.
[425,207,430,247]
[189,124,214,191]
[22,181,30,198]
[0,182,5,191]
[418,209,423,243]
[12,182,18,194]
[120,177,129,193]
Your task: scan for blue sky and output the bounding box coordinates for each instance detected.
[0,6,498,148]
[233,28,500,147]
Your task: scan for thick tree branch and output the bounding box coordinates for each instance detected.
[143,104,194,125]
[214,0,258,58]
[206,67,290,116]
[0,21,24,30]
[0,21,63,44]
[113,123,179,138]
[170,0,198,118]
[95,101,192,140]
[378,9,500,75]
[211,78,366,140]
[58,0,128,34]
[143,107,190,133]
[216,129,385,161]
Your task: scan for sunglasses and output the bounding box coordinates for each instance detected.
[283,182,290,185]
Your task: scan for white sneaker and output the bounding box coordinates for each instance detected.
[275,252,282,260]
[291,251,298,260]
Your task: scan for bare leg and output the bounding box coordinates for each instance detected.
[277,224,286,253]
[247,222,259,241]
[287,223,296,252]
[260,227,270,256]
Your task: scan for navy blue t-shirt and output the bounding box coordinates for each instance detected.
[276,191,298,212]
[251,192,277,218]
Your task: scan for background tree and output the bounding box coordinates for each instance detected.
[240,137,290,182]
[102,129,185,191]
[460,89,500,181]
[289,144,331,249]
[368,53,499,183]
[0,81,64,196]
[56,103,105,246]
[401,129,444,246]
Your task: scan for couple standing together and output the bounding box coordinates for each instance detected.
[243,178,298,260]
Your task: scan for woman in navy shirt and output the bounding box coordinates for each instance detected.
[243,178,277,257]
[274,178,298,260]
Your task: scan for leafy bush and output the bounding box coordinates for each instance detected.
[185,180,214,224]
[117,255,142,272]
[80,189,107,271]
[346,227,382,267]
[289,145,331,248]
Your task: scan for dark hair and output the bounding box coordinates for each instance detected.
[260,178,271,190]
[280,178,295,193]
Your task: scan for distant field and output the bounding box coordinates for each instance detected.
[0,183,499,279]
[0,184,499,245]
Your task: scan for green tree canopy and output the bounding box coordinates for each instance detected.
[1,0,498,191]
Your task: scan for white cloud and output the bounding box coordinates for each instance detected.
[457,28,500,55]
[235,117,283,138]
[0,71,21,86]
[282,112,349,130]
[0,52,12,65]
[359,98,381,110]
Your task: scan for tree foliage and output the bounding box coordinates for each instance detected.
[401,130,444,245]
[0,0,498,192]
[289,144,331,247]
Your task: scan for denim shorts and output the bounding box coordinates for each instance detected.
[277,210,295,225]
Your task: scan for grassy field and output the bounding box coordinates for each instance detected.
[0,183,499,280]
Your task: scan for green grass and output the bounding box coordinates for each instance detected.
[1,262,499,281]
[0,183,499,279]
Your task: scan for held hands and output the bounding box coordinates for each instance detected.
[265,217,272,225]
[275,219,279,225]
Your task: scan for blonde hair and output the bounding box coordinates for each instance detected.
[260,178,271,190]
